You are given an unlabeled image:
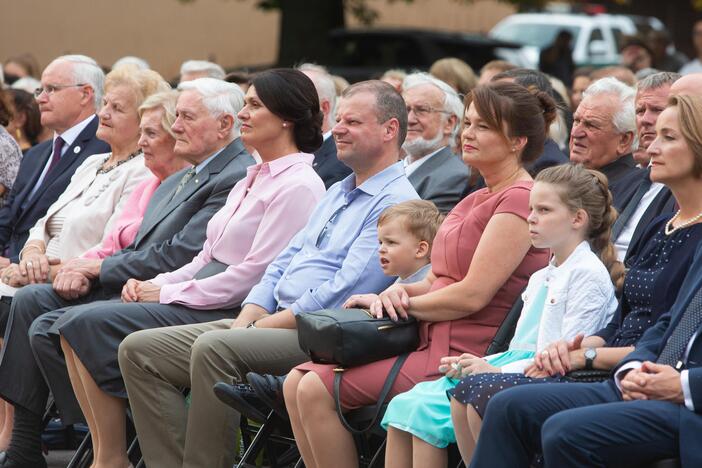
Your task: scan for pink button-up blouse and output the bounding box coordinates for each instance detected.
[150,153,326,310]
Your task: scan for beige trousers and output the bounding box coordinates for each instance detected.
[118,319,309,468]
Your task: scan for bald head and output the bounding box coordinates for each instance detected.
[670,73,702,95]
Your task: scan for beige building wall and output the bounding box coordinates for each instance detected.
[1,0,513,80]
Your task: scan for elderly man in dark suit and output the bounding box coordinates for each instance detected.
[298,64,351,188]
[0,78,253,468]
[0,55,109,267]
[568,77,644,211]
[470,239,702,468]
[401,73,468,213]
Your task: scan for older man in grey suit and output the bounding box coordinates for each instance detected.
[402,73,469,213]
[0,78,253,467]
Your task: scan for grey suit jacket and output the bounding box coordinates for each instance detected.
[407,146,469,213]
[99,138,254,293]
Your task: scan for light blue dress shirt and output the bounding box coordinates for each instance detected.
[243,161,419,315]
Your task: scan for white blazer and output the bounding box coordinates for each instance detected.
[23,152,151,261]
[500,241,619,373]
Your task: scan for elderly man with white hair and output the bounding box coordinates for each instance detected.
[0,55,110,270]
[179,59,226,82]
[298,63,351,188]
[401,72,469,212]
[0,78,253,468]
[569,76,643,210]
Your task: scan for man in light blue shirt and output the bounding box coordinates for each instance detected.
[118,80,419,468]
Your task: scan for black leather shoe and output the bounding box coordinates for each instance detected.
[212,382,269,423]
[247,373,288,420]
[0,451,47,468]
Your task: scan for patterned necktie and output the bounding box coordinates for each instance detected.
[657,286,702,368]
[173,167,195,196]
[46,136,65,174]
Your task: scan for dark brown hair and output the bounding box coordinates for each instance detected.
[9,89,42,145]
[464,82,557,164]
[252,68,323,153]
[0,89,14,127]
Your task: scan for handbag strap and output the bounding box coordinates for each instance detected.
[333,353,409,435]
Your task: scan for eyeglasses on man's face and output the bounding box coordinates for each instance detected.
[406,105,451,118]
[34,83,87,98]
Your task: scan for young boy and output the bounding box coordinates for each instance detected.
[344,199,442,309]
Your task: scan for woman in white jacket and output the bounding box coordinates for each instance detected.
[381,164,623,467]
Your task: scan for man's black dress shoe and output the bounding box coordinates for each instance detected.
[247,372,288,419]
[212,382,269,423]
[0,451,47,468]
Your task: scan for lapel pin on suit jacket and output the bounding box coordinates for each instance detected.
[74,146,81,154]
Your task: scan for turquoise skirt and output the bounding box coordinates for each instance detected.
[381,376,458,448]
[381,350,535,448]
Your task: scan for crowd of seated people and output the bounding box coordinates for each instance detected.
[0,49,702,468]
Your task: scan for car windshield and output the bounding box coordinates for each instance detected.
[490,22,581,49]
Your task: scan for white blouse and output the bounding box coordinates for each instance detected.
[500,241,619,373]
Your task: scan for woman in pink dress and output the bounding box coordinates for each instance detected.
[284,82,557,468]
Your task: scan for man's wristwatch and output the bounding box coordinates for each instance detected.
[584,347,597,370]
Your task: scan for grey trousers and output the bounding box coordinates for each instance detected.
[118,320,310,468]
[0,283,108,422]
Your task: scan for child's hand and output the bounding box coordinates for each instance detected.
[343,294,379,309]
[439,355,462,377]
[458,357,500,376]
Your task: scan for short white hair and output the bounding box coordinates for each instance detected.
[177,77,244,138]
[51,54,105,110]
[180,60,225,80]
[113,56,150,71]
[403,72,463,145]
[298,63,336,130]
[582,77,636,135]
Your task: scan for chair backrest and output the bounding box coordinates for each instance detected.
[484,293,524,356]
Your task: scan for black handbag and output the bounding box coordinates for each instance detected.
[296,308,420,367]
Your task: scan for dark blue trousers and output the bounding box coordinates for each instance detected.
[469,380,680,468]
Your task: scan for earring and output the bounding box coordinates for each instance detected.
[282,122,288,128]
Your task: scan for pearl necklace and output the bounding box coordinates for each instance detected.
[664,209,702,236]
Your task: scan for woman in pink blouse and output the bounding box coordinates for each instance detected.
[56,69,327,468]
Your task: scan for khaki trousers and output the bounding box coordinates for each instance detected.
[118,319,310,468]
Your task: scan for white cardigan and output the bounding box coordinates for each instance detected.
[23,152,150,261]
[500,241,619,373]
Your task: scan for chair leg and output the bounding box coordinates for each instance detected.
[66,431,92,468]
[235,411,278,468]
[367,437,386,468]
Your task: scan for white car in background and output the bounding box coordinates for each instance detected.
[489,13,666,69]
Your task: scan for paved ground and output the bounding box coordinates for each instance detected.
[47,450,75,468]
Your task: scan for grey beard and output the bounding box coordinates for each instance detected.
[402,133,445,161]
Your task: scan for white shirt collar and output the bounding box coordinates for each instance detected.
[55,114,96,151]
[323,130,333,141]
[403,145,445,177]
